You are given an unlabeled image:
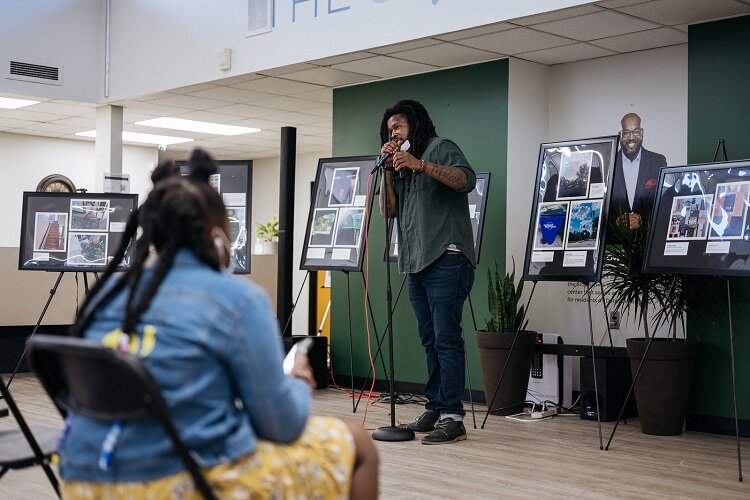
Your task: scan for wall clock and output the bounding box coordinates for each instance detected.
[36,174,76,193]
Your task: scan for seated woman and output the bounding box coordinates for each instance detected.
[60,149,378,499]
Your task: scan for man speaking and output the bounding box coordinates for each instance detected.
[378,100,476,445]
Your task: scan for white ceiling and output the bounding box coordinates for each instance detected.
[1,0,748,160]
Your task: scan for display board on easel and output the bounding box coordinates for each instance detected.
[643,159,750,276]
[522,136,618,283]
[386,172,491,264]
[300,155,377,272]
[177,159,252,274]
[18,192,139,272]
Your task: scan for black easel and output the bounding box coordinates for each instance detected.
[480,280,537,429]
[724,279,743,482]
[585,283,604,450]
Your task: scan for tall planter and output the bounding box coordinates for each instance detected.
[626,338,698,435]
[476,330,537,415]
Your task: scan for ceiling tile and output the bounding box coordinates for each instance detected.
[187,86,276,103]
[171,82,219,93]
[119,101,193,117]
[0,109,69,122]
[213,73,265,85]
[11,128,68,138]
[369,38,442,55]
[332,55,437,78]
[594,0,652,8]
[673,23,688,32]
[22,122,90,134]
[50,116,97,128]
[391,43,499,67]
[291,88,333,103]
[300,106,332,118]
[169,110,250,123]
[295,124,332,136]
[259,63,319,76]
[516,43,616,65]
[511,4,604,26]
[616,0,750,26]
[261,111,325,125]
[149,94,229,110]
[210,103,280,118]
[590,27,687,52]
[253,95,326,112]
[533,11,659,42]
[309,51,374,66]
[25,102,96,116]
[435,22,515,41]
[454,28,571,55]
[0,117,39,129]
[230,78,325,95]
[228,117,287,130]
[136,91,178,101]
[280,67,376,86]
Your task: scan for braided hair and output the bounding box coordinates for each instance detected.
[379,99,438,159]
[71,149,228,338]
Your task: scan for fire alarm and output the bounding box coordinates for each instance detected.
[217,48,232,71]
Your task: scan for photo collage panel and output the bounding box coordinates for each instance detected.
[666,195,713,240]
[708,182,750,240]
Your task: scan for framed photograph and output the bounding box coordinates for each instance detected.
[33,212,68,252]
[564,200,602,251]
[328,167,360,207]
[644,160,750,276]
[70,199,110,232]
[666,195,712,240]
[309,208,338,247]
[707,182,750,240]
[300,155,377,272]
[522,136,618,282]
[177,160,252,274]
[532,202,569,251]
[67,233,109,266]
[20,192,138,272]
[557,150,593,200]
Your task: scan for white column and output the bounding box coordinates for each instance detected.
[95,105,123,191]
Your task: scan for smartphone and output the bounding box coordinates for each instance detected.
[283,337,313,375]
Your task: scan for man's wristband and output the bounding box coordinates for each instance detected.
[418,159,426,173]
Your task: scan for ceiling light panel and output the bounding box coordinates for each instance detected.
[135,117,260,135]
[0,96,40,109]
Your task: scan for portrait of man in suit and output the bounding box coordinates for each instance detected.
[609,112,667,232]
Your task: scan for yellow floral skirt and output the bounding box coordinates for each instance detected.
[62,416,355,499]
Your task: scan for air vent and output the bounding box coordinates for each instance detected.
[5,59,63,86]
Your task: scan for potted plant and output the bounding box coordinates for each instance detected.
[602,219,712,435]
[254,216,279,255]
[476,259,537,415]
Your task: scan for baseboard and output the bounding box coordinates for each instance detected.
[686,413,750,437]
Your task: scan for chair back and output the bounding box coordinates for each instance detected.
[28,334,216,500]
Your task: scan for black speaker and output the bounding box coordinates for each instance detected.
[580,356,637,422]
[282,336,328,389]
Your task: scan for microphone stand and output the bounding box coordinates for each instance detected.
[372,162,415,442]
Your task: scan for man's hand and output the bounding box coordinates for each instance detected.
[617,212,642,230]
[380,139,403,168]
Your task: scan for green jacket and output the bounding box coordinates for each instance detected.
[394,137,476,274]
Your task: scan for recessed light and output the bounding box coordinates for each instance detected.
[135,117,260,136]
[75,130,194,146]
[0,96,40,109]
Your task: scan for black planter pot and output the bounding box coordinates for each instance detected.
[626,338,698,436]
[476,330,536,415]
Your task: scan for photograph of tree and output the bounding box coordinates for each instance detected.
[329,167,359,207]
[666,195,712,240]
[333,207,365,247]
[67,233,109,266]
[309,208,338,247]
[708,181,750,240]
[70,199,110,232]
[564,200,602,250]
[557,150,593,200]
[533,202,569,250]
[33,212,68,252]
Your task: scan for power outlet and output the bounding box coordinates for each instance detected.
[608,310,621,329]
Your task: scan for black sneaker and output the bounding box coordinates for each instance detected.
[421,419,467,445]
[397,409,440,433]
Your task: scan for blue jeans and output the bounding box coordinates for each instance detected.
[408,253,475,416]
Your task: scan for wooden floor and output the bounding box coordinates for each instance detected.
[1,374,748,499]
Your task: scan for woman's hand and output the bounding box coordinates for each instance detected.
[290,353,316,392]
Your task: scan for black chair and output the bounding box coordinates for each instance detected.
[0,373,61,497]
[28,334,217,500]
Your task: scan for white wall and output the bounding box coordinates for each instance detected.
[106,0,589,100]
[505,45,688,349]
[0,0,101,102]
[251,150,330,335]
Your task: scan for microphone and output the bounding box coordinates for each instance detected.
[372,140,411,174]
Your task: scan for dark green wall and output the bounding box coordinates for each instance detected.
[687,16,750,428]
[330,60,509,389]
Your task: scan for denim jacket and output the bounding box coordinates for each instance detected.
[60,250,311,482]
